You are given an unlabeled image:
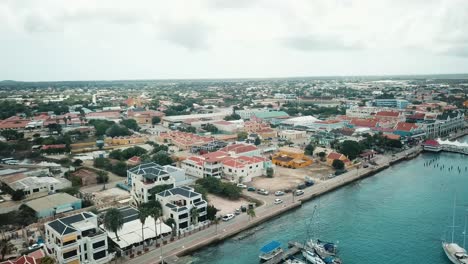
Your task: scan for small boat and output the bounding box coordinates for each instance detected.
[284,259,307,264]
[442,196,468,264]
[442,242,468,264]
[259,241,283,263]
[306,239,338,258]
[322,256,343,264]
[302,249,326,264]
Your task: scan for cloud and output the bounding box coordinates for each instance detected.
[283,34,364,51]
[158,20,212,50]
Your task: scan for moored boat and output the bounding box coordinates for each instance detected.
[442,242,468,264]
[284,259,307,264]
[302,249,326,264]
[306,239,338,258]
[259,241,283,262]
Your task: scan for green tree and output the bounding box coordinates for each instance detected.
[0,239,16,260]
[213,217,220,234]
[72,159,83,167]
[164,218,177,238]
[318,151,326,161]
[144,200,162,244]
[190,207,199,226]
[224,113,241,121]
[152,152,173,166]
[96,170,109,184]
[203,123,218,133]
[40,256,56,264]
[338,140,362,160]
[47,123,62,134]
[103,208,124,241]
[111,161,128,177]
[138,205,150,249]
[17,204,37,226]
[11,189,25,201]
[254,137,261,146]
[121,119,140,131]
[106,124,132,137]
[247,207,256,221]
[332,159,345,170]
[304,142,315,155]
[237,131,248,141]
[206,205,218,220]
[151,116,161,125]
[1,130,24,141]
[266,167,274,178]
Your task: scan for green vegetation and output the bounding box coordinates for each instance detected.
[224,113,241,121]
[96,170,109,184]
[196,177,242,200]
[151,152,173,166]
[304,142,315,155]
[88,119,115,136]
[254,137,261,146]
[120,119,140,131]
[332,159,345,170]
[151,116,161,125]
[1,130,24,141]
[109,146,147,160]
[206,205,218,220]
[0,204,37,228]
[103,208,124,241]
[93,158,128,176]
[266,167,274,178]
[40,256,56,264]
[0,239,16,260]
[106,124,132,137]
[336,140,362,160]
[0,100,31,119]
[203,123,219,133]
[237,131,248,141]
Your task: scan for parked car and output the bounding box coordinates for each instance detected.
[222,214,235,221]
[257,189,269,195]
[237,183,247,189]
[295,190,304,196]
[297,184,307,190]
[28,243,43,250]
[235,209,241,215]
[274,191,285,196]
[363,164,369,168]
[274,198,283,205]
[247,187,256,192]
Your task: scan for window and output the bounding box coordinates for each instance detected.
[93,240,105,249]
[93,250,106,260]
[63,250,78,260]
[63,239,76,246]
[33,188,39,193]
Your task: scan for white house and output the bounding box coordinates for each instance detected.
[127,163,176,205]
[45,212,111,264]
[156,186,208,231]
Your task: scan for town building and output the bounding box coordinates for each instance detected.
[45,212,111,264]
[104,135,147,145]
[127,163,176,204]
[210,120,240,133]
[218,143,261,157]
[393,122,425,139]
[156,186,208,231]
[0,174,71,197]
[86,111,121,122]
[127,109,165,125]
[26,193,82,218]
[278,130,307,140]
[271,147,313,168]
[422,110,465,138]
[326,152,352,168]
[243,121,277,139]
[70,169,98,186]
[161,112,229,128]
[373,99,409,109]
[157,131,215,150]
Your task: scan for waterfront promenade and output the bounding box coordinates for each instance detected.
[129,146,422,264]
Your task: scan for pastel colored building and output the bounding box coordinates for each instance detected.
[25,193,82,218]
[272,147,313,168]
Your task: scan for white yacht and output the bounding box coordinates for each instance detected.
[302,249,326,264]
[442,196,468,264]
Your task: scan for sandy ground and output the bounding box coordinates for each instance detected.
[91,187,130,204]
[207,194,249,216]
[250,162,334,192]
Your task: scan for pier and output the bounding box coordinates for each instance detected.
[263,242,305,264]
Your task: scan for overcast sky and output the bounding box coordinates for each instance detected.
[1,0,468,81]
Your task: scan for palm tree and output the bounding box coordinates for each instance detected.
[190,207,199,226]
[0,239,16,260]
[103,208,124,241]
[247,207,256,221]
[62,117,68,126]
[213,217,220,234]
[145,201,162,244]
[165,218,176,239]
[41,256,56,264]
[138,206,150,248]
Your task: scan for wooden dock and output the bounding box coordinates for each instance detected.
[263,242,305,264]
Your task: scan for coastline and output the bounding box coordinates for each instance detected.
[134,132,467,264]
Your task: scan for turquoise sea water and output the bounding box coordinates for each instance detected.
[191,137,468,264]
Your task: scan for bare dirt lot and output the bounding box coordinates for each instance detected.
[207,194,250,216]
[250,162,334,192]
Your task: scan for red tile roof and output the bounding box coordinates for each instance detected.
[375,111,400,117]
[384,134,401,140]
[42,144,67,150]
[327,152,344,160]
[350,119,378,128]
[394,122,419,132]
[219,143,258,154]
[423,139,440,146]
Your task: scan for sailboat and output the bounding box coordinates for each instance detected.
[442,196,468,264]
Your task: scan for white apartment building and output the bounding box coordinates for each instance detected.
[346,106,385,118]
[156,186,208,231]
[2,175,71,197]
[127,163,176,205]
[45,212,111,264]
[422,110,465,139]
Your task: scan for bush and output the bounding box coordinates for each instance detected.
[121,119,140,131]
[151,116,161,125]
[196,177,242,200]
[332,159,345,170]
[266,167,274,178]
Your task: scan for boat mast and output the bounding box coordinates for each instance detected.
[451,195,456,243]
[463,213,467,249]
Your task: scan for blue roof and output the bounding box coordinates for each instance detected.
[260,241,281,253]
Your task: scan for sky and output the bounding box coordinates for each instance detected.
[1,0,468,81]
